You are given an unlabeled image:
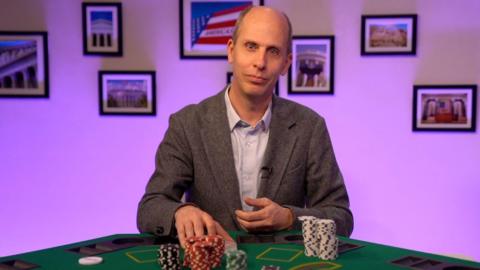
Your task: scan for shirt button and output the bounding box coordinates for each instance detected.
[156,226,164,235]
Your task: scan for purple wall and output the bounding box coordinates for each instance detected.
[1,0,479,261]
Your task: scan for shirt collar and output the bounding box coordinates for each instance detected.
[224,86,272,132]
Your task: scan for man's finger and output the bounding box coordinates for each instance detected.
[202,214,217,236]
[176,224,186,248]
[184,220,195,239]
[235,209,266,222]
[193,216,206,237]
[244,197,271,208]
[236,217,271,231]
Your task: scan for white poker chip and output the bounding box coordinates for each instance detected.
[78,256,103,265]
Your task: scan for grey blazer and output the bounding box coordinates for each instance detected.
[137,89,353,237]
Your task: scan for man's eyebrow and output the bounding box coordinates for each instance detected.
[242,39,281,50]
[243,39,258,44]
[267,45,280,50]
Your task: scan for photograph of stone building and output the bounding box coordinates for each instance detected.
[82,3,122,55]
[99,71,155,115]
[0,40,38,90]
[421,94,468,124]
[361,15,416,55]
[369,24,407,48]
[106,79,148,108]
[414,85,476,131]
[90,11,113,48]
[288,36,334,94]
[294,44,327,88]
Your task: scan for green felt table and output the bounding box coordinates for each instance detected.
[1,231,479,270]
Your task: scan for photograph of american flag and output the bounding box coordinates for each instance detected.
[181,0,262,58]
[191,1,251,48]
[190,1,253,50]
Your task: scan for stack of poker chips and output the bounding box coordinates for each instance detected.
[157,243,181,270]
[225,249,247,270]
[298,216,320,257]
[317,219,339,260]
[183,235,225,270]
[298,216,339,260]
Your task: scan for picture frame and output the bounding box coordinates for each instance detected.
[227,71,279,96]
[180,0,264,59]
[0,31,49,98]
[413,85,477,132]
[98,71,156,115]
[82,2,123,56]
[361,14,417,55]
[288,36,334,95]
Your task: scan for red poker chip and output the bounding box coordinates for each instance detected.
[183,235,226,269]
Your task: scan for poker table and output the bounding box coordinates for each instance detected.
[1,231,479,270]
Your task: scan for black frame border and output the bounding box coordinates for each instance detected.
[412,84,477,132]
[288,35,335,95]
[98,70,157,116]
[0,31,49,98]
[361,14,417,56]
[82,2,123,56]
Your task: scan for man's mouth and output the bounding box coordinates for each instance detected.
[246,75,268,84]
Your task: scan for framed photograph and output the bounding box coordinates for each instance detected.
[180,0,264,59]
[227,71,279,96]
[82,2,123,56]
[99,71,156,115]
[361,14,417,55]
[288,36,334,95]
[0,31,49,98]
[413,85,477,131]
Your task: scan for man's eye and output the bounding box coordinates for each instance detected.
[245,42,257,50]
[269,48,280,56]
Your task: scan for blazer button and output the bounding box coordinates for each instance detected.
[156,226,164,235]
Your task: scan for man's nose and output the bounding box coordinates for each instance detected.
[253,50,267,70]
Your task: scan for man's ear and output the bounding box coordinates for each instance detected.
[280,53,292,76]
[227,39,234,64]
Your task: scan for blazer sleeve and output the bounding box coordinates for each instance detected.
[136,113,194,236]
[285,117,354,237]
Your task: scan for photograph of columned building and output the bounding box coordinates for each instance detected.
[106,80,148,108]
[90,11,113,48]
[369,24,408,47]
[0,40,38,89]
[421,94,468,124]
[295,45,327,88]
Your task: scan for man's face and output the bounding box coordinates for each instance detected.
[227,8,292,99]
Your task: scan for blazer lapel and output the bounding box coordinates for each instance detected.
[257,97,298,200]
[200,91,243,215]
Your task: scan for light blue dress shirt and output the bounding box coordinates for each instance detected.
[224,88,272,211]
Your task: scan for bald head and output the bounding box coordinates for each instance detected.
[231,6,292,54]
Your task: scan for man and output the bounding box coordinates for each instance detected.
[137,6,353,248]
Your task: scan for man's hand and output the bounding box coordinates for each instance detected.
[235,197,293,232]
[174,205,233,248]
